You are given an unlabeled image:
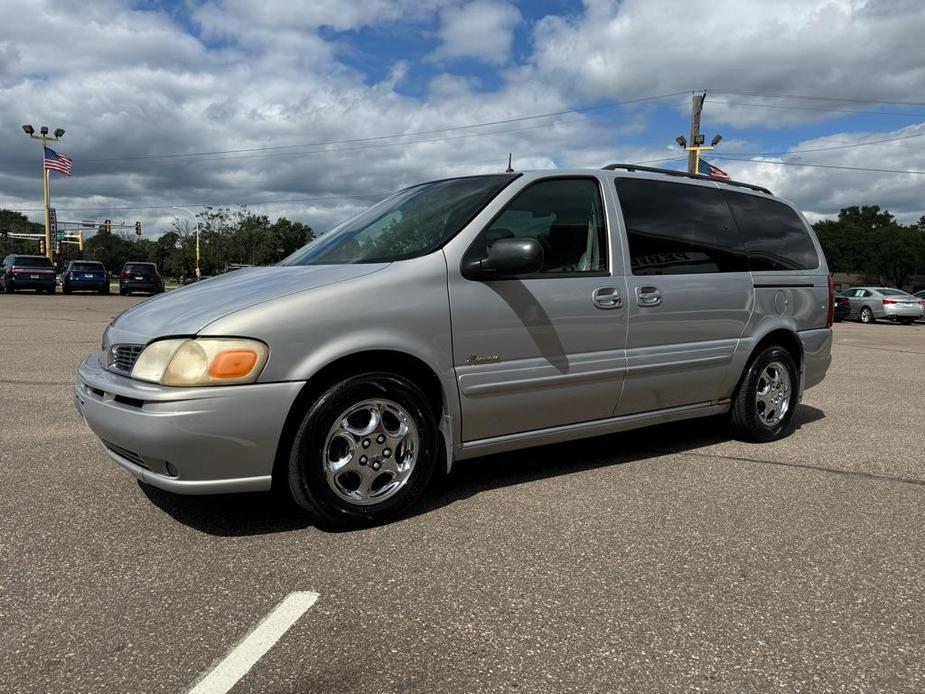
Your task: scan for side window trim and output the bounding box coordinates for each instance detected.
[462,175,611,280]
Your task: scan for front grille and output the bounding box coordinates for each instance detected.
[103,441,149,470]
[109,344,143,374]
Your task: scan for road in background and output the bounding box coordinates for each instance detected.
[1,294,923,693]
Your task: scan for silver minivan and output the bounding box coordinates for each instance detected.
[75,165,833,528]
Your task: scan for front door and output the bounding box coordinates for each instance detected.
[446,176,628,442]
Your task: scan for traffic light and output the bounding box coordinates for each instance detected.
[39,238,45,254]
[135,221,142,236]
[104,219,112,234]
[78,232,84,252]
[55,240,61,254]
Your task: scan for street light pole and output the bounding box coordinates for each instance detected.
[22,124,65,261]
[172,206,201,279]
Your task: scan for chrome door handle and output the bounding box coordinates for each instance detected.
[636,286,662,307]
[592,286,622,309]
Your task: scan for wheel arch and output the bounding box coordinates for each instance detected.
[271,349,451,493]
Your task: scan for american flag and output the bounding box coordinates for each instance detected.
[697,157,730,180]
[44,146,73,176]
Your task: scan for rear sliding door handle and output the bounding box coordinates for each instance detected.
[636,286,662,307]
[592,286,622,309]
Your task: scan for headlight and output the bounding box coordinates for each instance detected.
[131,338,269,386]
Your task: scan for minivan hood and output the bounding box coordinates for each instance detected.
[110,264,387,343]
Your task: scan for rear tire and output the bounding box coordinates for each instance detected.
[730,346,799,443]
[63,286,71,295]
[287,372,438,529]
[99,285,110,295]
[859,306,874,323]
[899,318,914,325]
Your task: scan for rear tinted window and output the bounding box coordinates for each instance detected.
[124,263,156,273]
[877,288,910,296]
[71,262,103,272]
[724,192,819,271]
[14,256,54,268]
[615,178,747,275]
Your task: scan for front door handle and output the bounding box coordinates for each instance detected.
[636,286,662,307]
[592,286,622,309]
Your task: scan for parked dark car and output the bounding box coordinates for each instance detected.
[119,262,164,295]
[1,254,57,294]
[833,293,850,322]
[63,260,109,294]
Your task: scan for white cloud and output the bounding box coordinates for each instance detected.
[714,124,925,223]
[529,0,925,128]
[431,0,522,64]
[1,0,925,236]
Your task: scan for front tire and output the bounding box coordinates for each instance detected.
[859,306,875,323]
[730,346,799,443]
[288,373,438,529]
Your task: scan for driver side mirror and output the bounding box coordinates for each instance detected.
[463,237,544,280]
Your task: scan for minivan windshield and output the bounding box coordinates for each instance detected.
[281,174,517,265]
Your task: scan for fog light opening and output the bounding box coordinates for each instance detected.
[165,462,179,477]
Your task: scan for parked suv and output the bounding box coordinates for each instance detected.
[63,260,109,294]
[1,254,57,293]
[76,166,833,528]
[119,262,163,295]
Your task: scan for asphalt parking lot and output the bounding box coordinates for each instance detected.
[1,294,923,693]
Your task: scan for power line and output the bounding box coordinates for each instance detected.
[734,130,925,157]
[712,156,925,175]
[4,92,685,166]
[708,89,925,108]
[706,99,925,118]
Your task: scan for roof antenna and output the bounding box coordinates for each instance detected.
[505,153,514,173]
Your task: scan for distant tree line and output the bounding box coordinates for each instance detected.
[0,206,314,278]
[4,203,925,287]
[813,206,925,288]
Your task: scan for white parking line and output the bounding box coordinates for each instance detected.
[188,591,320,694]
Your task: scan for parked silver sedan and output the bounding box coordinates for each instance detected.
[843,287,924,324]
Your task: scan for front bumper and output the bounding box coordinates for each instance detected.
[75,352,303,494]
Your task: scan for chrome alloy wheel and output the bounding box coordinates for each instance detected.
[322,399,419,506]
[755,361,791,427]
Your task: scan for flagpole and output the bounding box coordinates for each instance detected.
[21,124,65,261]
[42,135,52,261]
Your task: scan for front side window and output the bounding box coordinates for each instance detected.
[282,175,517,266]
[615,178,746,275]
[725,192,819,271]
[469,178,607,274]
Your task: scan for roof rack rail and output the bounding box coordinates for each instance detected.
[601,163,773,195]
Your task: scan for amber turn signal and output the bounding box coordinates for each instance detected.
[209,350,259,379]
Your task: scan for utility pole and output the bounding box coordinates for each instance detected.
[687,92,705,174]
[675,92,722,176]
[22,124,66,261]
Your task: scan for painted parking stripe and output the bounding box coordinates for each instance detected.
[188,591,320,694]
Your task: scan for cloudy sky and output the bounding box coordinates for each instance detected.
[1,0,924,236]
